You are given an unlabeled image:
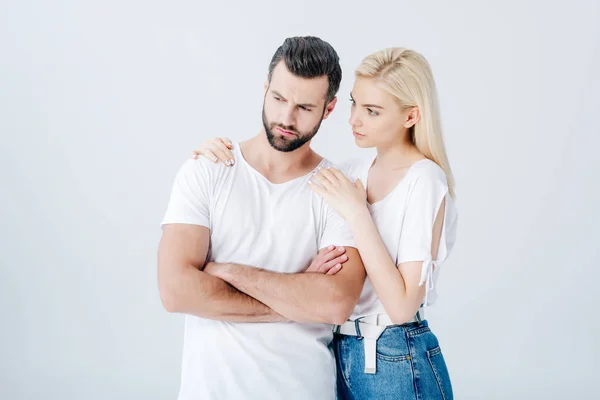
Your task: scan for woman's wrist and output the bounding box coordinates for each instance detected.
[348,205,372,230]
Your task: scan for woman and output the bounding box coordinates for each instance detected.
[192,48,457,400]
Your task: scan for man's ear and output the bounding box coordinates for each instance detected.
[322,97,338,120]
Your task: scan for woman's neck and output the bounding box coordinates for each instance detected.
[375,140,424,170]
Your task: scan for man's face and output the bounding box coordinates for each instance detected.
[262,61,336,152]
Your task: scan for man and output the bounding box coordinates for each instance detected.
[158,36,366,400]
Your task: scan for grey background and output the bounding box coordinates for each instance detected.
[1,0,599,398]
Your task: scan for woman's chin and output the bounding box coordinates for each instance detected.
[354,138,373,148]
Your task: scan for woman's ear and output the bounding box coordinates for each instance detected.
[404,106,420,128]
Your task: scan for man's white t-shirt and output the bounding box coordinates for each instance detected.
[161,144,355,400]
[341,155,458,319]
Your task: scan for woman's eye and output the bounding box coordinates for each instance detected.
[367,108,378,116]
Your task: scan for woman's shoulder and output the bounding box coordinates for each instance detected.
[407,158,458,218]
[408,158,448,186]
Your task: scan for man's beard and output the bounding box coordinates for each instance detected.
[262,107,324,153]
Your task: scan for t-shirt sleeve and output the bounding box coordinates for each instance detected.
[161,159,212,228]
[319,204,356,251]
[397,168,458,306]
[318,165,356,250]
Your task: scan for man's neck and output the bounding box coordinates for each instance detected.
[239,131,322,184]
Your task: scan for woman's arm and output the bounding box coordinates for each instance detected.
[309,167,445,324]
[347,201,444,324]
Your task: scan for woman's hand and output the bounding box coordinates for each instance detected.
[306,245,348,275]
[309,168,369,223]
[191,137,236,166]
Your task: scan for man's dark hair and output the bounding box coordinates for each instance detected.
[267,36,342,104]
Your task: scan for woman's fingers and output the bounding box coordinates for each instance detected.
[205,140,233,166]
[191,138,236,166]
[207,144,233,165]
[308,180,328,199]
[193,149,217,162]
[310,171,332,189]
[329,168,350,184]
[317,168,340,186]
[211,139,235,165]
[217,137,233,148]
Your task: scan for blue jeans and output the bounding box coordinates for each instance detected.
[334,320,453,400]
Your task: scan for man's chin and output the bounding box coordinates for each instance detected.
[266,136,292,152]
[271,143,297,153]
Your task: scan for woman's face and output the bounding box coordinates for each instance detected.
[349,76,415,149]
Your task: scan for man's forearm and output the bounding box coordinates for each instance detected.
[214,264,353,325]
[162,265,285,322]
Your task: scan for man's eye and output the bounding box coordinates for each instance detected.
[299,106,311,112]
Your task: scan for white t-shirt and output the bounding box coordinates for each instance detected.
[161,144,355,400]
[342,155,458,320]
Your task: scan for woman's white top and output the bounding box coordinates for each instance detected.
[342,155,458,320]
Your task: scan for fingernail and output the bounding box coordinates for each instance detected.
[337,246,343,251]
[341,255,348,261]
[229,159,235,165]
[226,160,231,166]
[212,157,217,162]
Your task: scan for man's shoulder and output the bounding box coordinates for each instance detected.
[175,156,233,183]
[318,156,338,169]
[321,154,374,180]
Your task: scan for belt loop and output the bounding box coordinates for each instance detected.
[354,319,363,340]
[415,309,422,323]
[333,324,341,334]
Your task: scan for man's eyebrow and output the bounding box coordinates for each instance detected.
[271,90,316,108]
[271,90,286,100]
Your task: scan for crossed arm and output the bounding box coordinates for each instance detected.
[157,224,365,325]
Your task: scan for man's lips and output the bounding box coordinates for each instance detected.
[276,127,296,137]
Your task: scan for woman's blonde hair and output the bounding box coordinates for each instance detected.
[355,48,455,197]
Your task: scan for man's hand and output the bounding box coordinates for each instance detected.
[306,246,348,275]
[209,246,365,325]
